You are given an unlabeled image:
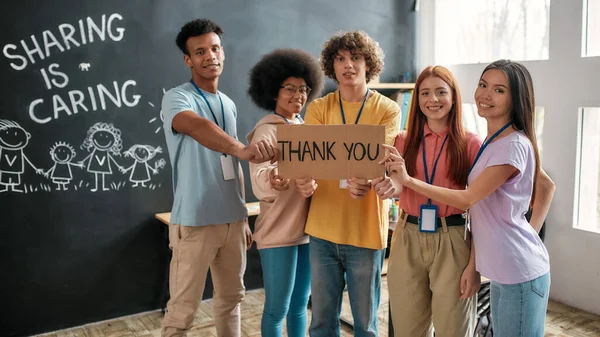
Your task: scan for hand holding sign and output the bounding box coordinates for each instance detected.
[380,144,411,185]
[371,176,399,199]
[239,140,280,164]
[269,167,290,191]
[294,177,318,198]
[347,177,372,199]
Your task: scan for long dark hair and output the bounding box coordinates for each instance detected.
[481,60,540,205]
[404,66,469,186]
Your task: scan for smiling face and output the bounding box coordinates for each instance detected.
[184,32,224,82]
[92,130,116,150]
[133,147,150,162]
[418,76,454,125]
[333,49,368,87]
[51,145,74,163]
[275,77,309,119]
[474,69,512,121]
[0,127,30,149]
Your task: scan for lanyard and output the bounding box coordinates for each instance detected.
[273,111,303,124]
[422,132,449,204]
[339,89,369,124]
[469,122,512,174]
[190,79,226,133]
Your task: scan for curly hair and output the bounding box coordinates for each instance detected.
[248,49,324,111]
[176,18,224,55]
[320,30,384,84]
[81,122,123,156]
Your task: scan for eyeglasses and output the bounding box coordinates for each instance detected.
[280,84,311,97]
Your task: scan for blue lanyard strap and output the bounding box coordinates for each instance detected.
[339,89,369,124]
[190,79,226,132]
[273,111,303,124]
[469,122,512,174]
[422,132,449,204]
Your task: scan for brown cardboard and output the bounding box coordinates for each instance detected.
[276,124,386,179]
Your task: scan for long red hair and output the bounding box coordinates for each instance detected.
[403,66,470,186]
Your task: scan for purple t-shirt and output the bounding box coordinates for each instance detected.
[468,131,549,284]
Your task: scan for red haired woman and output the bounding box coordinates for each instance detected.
[373,66,481,337]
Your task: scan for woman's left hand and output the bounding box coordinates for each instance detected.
[244,219,253,251]
[459,262,481,299]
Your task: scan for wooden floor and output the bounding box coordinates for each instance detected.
[37,276,600,337]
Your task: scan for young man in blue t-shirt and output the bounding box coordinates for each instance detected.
[161,18,277,337]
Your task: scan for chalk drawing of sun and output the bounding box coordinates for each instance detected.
[147,88,166,134]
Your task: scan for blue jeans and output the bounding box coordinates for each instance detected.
[309,236,385,337]
[490,272,551,337]
[259,244,311,337]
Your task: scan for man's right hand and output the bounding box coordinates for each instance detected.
[237,140,279,164]
[294,177,318,198]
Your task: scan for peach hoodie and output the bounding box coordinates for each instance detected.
[246,114,309,249]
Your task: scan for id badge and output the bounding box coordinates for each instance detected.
[339,179,348,189]
[220,155,235,181]
[419,204,438,233]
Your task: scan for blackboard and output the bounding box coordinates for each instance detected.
[0,0,415,335]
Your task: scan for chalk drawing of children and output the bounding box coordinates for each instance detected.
[43,141,84,191]
[121,144,166,187]
[79,122,125,192]
[0,119,43,192]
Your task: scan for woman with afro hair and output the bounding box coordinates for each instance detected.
[246,48,323,337]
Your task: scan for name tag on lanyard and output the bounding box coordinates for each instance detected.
[339,179,348,189]
[419,133,448,233]
[419,204,438,232]
[190,79,234,182]
[220,155,235,181]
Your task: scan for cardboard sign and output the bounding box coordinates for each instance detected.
[276,124,386,179]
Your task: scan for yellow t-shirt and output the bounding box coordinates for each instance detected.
[304,90,400,249]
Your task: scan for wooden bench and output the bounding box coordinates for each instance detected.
[155,201,260,225]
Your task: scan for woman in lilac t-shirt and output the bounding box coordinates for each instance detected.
[382,60,556,337]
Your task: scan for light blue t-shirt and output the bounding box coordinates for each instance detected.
[162,81,247,226]
[468,131,549,284]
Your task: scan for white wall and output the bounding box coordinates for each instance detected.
[418,0,600,315]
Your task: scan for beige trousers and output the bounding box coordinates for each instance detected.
[162,221,246,337]
[388,212,476,337]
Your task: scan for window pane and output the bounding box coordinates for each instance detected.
[434,0,551,64]
[583,0,600,56]
[576,108,600,233]
[462,103,545,157]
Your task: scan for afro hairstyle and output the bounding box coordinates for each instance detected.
[248,48,324,111]
[176,18,223,55]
